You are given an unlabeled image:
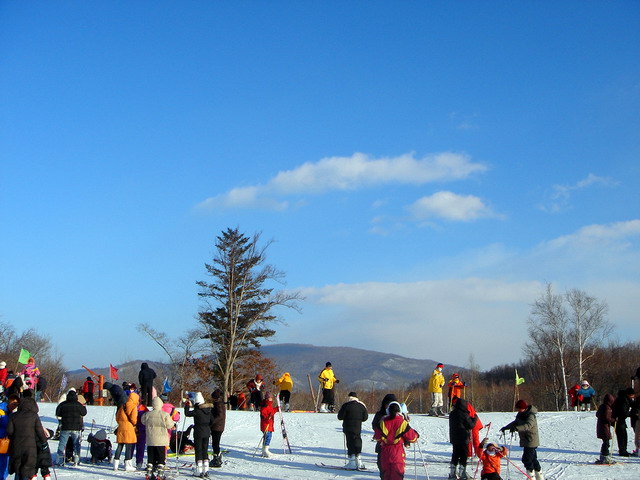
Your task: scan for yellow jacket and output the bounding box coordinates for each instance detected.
[428,369,445,393]
[274,372,294,391]
[318,367,337,389]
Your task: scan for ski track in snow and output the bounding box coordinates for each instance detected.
[36,404,639,479]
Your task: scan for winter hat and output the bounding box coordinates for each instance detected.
[0,361,6,368]
[386,401,402,416]
[87,376,92,381]
[581,380,589,386]
[103,382,113,389]
[515,399,528,410]
[326,362,332,367]
[255,374,263,381]
[348,391,357,398]
[437,363,444,368]
[68,387,77,393]
[94,429,107,441]
[211,389,222,400]
[193,392,205,405]
[453,373,460,378]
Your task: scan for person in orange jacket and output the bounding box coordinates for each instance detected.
[478,439,508,480]
[448,373,466,411]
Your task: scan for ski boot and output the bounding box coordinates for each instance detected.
[448,463,457,479]
[344,455,357,470]
[457,464,468,480]
[209,453,223,468]
[145,464,155,480]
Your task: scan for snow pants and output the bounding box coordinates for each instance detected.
[431,392,443,409]
[211,430,223,455]
[451,442,467,466]
[146,446,166,467]
[521,447,541,472]
[615,420,629,454]
[344,431,363,455]
[194,435,210,461]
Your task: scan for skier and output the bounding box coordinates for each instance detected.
[209,389,226,468]
[113,391,139,471]
[568,384,580,411]
[318,362,339,413]
[578,380,596,411]
[20,357,40,391]
[448,397,476,479]
[612,387,635,457]
[428,363,445,416]
[477,439,508,480]
[82,376,95,405]
[184,392,212,478]
[138,362,157,406]
[259,392,277,458]
[595,393,615,464]
[337,391,368,470]
[54,389,87,466]
[6,396,47,480]
[372,393,397,479]
[500,399,545,480]
[447,373,466,408]
[273,372,293,412]
[247,374,264,411]
[141,395,175,480]
[373,401,419,480]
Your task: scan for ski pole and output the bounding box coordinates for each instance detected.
[504,455,534,479]
[472,422,491,480]
[415,440,430,480]
[413,442,417,480]
[253,434,264,457]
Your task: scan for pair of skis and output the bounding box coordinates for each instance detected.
[276,395,292,454]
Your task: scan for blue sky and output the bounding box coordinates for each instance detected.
[1,2,639,372]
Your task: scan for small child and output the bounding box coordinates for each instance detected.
[478,439,508,480]
[88,429,113,463]
[595,393,615,463]
[35,428,53,479]
[259,392,277,458]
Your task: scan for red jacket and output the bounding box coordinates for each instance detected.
[260,403,277,432]
[374,415,419,480]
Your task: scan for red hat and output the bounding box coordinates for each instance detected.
[515,399,528,410]
[437,363,444,368]
[453,373,460,378]
[255,374,263,380]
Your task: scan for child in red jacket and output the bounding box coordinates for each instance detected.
[478,439,508,480]
[373,401,419,480]
[259,392,277,458]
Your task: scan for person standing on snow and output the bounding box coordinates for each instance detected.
[448,397,477,480]
[82,377,95,405]
[318,362,339,413]
[578,380,596,411]
[612,387,635,457]
[6,396,47,480]
[273,372,293,412]
[372,393,398,479]
[54,389,87,466]
[20,358,40,391]
[447,373,466,409]
[500,399,544,480]
[209,389,227,468]
[337,391,368,470]
[595,393,615,464]
[141,395,175,480]
[113,391,139,471]
[247,374,264,411]
[428,363,445,416]
[568,384,581,411]
[373,401,419,480]
[259,392,277,458]
[138,363,157,406]
[184,392,212,478]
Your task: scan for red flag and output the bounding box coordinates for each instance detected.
[109,364,119,380]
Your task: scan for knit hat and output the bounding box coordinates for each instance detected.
[255,374,263,380]
[437,363,444,368]
[326,362,332,367]
[581,380,589,386]
[193,392,205,405]
[515,399,528,410]
[0,362,6,368]
[348,391,357,398]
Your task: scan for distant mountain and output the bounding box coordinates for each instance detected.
[260,343,461,391]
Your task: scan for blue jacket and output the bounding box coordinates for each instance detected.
[579,386,596,399]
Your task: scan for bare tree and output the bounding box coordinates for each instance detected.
[527,283,570,410]
[196,228,302,400]
[565,288,612,381]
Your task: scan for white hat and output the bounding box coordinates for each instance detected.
[194,392,205,406]
[0,361,6,368]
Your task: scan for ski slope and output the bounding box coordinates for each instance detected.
[35,403,638,479]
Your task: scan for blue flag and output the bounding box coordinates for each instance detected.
[163,377,172,394]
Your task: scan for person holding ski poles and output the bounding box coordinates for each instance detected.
[184,392,212,478]
[318,362,339,413]
[259,392,277,458]
[500,399,545,480]
[337,391,368,470]
[578,380,596,411]
[428,363,445,416]
[477,439,508,480]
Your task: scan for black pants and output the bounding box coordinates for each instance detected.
[211,430,223,455]
[279,390,291,404]
[194,436,209,461]
[615,420,629,453]
[481,473,502,480]
[140,384,153,406]
[451,442,467,466]
[344,431,363,455]
[600,439,610,456]
[114,443,134,461]
[250,390,263,410]
[147,445,166,467]
[522,447,541,472]
[322,388,335,408]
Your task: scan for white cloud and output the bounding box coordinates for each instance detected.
[196,152,487,211]
[545,219,640,249]
[540,173,618,213]
[408,191,496,221]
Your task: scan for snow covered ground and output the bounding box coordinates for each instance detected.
[36,403,639,479]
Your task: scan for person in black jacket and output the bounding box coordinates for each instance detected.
[448,397,477,480]
[6,396,48,480]
[337,392,369,470]
[103,382,127,407]
[209,389,227,468]
[138,363,157,406]
[35,376,47,402]
[54,390,87,466]
[612,387,635,456]
[185,392,212,478]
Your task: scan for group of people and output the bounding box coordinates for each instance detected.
[0,359,47,404]
[427,363,467,416]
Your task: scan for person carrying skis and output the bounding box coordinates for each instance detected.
[448,397,477,480]
[141,395,175,480]
[578,380,596,411]
[612,387,635,456]
[428,363,445,416]
[273,372,293,412]
[82,377,95,405]
[500,399,544,480]
[318,362,339,413]
[373,401,419,480]
[477,439,508,480]
[595,393,615,464]
[184,392,212,478]
[138,362,157,406]
[247,374,264,411]
[337,391,368,470]
[259,392,277,458]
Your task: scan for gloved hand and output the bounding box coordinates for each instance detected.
[480,437,488,448]
[509,426,517,433]
[335,379,340,384]
[499,426,508,433]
